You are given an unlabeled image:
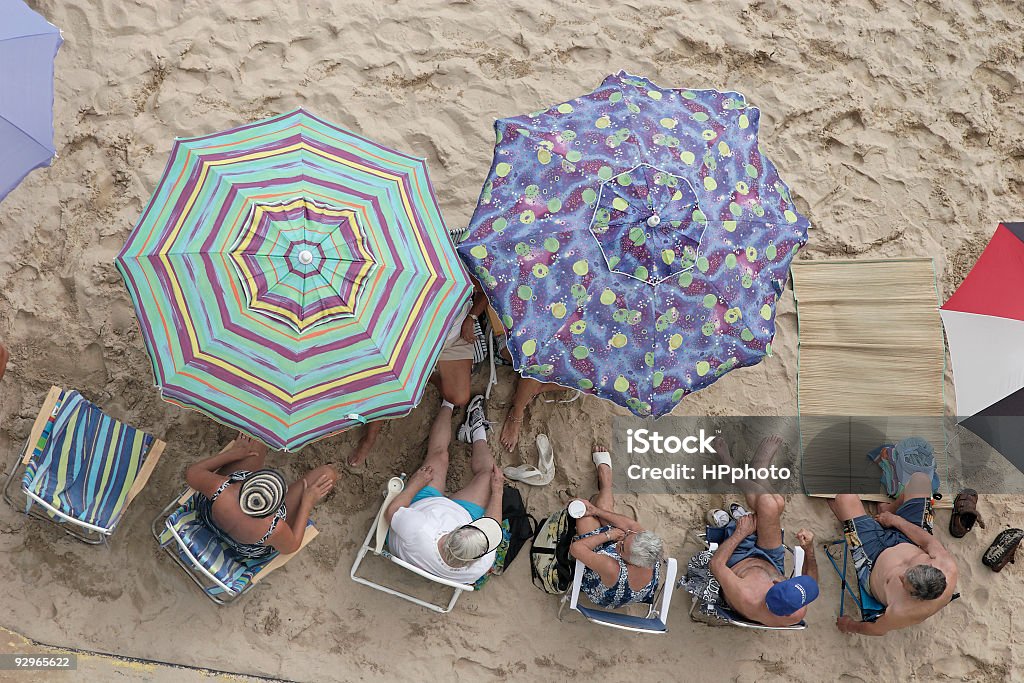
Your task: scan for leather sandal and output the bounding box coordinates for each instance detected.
[982,528,1024,572]
[949,488,985,538]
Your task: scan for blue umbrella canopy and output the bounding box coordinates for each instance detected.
[458,72,810,417]
[0,0,62,202]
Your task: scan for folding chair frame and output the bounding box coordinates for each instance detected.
[559,557,679,634]
[4,386,165,545]
[688,530,809,630]
[349,474,476,613]
[152,484,318,605]
[823,538,885,623]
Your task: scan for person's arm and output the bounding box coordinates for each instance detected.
[460,278,487,342]
[570,527,624,586]
[483,465,503,522]
[875,512,950,560]
[837,613,894,636]
[582,500,643,533]
[796,529,819,583]
[385,465,433,524]
[184,444,255,498]
[709,514,756,599]
[269,472,333,554]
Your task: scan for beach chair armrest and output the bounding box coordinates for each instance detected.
[793,545,805,577]
[569,558,586,610]
[251,524,319,585]
[658,557,678,621]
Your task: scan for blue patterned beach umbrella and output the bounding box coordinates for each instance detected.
[0,0,62,202]
[458,72,810,417]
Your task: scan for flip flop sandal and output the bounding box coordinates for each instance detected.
[592,449,612,470]
[950,488,986,538]
[982,528,1024,572]
[503,433,555,486]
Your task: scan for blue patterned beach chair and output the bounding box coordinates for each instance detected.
[152,445,318,605]
[559,557,679,634]
[3,386,165,544]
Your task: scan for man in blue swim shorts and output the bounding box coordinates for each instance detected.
[386,395,504,583]
[709,436,820,627]
[829,470,958,635]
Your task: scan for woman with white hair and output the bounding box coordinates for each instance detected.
[570,444,665,608]
[185,434,338,556]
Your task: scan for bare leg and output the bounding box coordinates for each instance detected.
[449,437,497,508]
[499,378,561,451]
[577,445,614,536]
[284,463,340,512]
[828,494,868,522]
[419,404,454,493]
[878,471,933,513]
[433,360,472,407]
[0,343,8,381]
[347,421,383,467]
[221,434,269,475]
[713,436,775,506]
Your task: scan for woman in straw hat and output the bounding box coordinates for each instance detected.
[186,434,338,557]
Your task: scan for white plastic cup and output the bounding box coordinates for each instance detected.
[567,499,587,519]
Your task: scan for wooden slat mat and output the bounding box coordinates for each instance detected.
[792,258,950,505]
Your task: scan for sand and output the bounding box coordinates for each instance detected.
[1,0,1023,681]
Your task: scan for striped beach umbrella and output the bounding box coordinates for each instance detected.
[116,110,471,451]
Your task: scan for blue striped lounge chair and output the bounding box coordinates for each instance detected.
[3,386,166,544]
[151,442,318,605]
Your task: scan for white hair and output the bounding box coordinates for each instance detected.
[441,526,488,567]
[627,531,664,568]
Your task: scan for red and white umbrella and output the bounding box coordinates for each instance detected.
[940,222,1024,419]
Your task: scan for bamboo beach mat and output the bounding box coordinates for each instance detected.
[792,258,950,506]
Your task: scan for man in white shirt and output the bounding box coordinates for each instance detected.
[385,395,504,583]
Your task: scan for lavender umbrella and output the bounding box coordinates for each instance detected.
[459,72,810,417]
[0,0,62,202]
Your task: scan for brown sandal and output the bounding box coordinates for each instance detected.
[949,488,985,538]
[982,528,1024,572]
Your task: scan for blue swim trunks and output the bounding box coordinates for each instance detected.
[846,497,928,588]
[412,485,486,520]
[716,520,786,574]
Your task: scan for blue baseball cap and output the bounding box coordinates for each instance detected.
[765,576,819,616]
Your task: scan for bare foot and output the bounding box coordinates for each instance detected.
[500,410,524,451]
[751,434,784,469]
[235,433,267,458]
[712,436,735,466]
[347,422,382,467]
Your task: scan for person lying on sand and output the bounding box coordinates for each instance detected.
[347,280,487,468]
[569,445,666,608]
[185,434,337,557]
[385,396,503,583]
[709,436,820,627]
[828,472,958,635]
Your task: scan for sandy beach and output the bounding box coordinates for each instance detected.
[1,0,1023,681]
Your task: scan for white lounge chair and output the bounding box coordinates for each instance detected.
[560,557,678,634]
[349,475,476,613]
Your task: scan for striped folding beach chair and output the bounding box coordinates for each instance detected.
[3,386,166,544]
[152,446,318,604]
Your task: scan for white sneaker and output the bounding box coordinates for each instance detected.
[457,395,491,443]
[706,508,730,528]
[729,502,751,519]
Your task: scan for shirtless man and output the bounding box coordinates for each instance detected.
[709,436,820,627]
[828,471,958,635]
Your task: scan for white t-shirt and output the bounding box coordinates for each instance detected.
[388,496,495,583]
